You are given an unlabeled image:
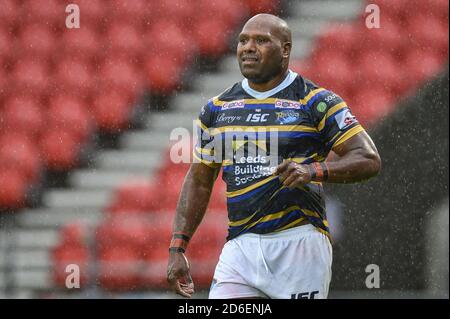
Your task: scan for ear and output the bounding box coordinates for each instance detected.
[282,41,292,59]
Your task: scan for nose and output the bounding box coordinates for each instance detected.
[242,38,257,52]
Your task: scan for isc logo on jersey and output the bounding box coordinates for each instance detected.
[222,100,245,110]
[246,113,269,122]
[275,99,301,109]
[335,109,357,130]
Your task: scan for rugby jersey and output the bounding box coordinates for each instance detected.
[194,70,365,241]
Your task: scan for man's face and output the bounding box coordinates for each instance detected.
[237,23,285,84]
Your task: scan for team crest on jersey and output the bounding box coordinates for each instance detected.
[275,99,301,109]
[275,110,300,124]
[221,99,245,110]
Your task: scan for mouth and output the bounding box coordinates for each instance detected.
[242,56,259,64]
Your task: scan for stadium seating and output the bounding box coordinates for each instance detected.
[3,0,268,211]
[0,132,41,183]
[1,96,44,138]
[0,169,28,210]
[12,0,441,293]
[47,95,93,144]
[0,0,20,29]
[40,129,82,171]
[291,0,449,127]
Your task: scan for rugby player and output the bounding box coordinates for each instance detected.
[167,13,381,299]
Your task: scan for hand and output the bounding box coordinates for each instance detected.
[274,160,313,189]
[167,251,195,298]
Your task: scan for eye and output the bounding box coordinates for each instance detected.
[256,38,269,44]
[239,38,247,45]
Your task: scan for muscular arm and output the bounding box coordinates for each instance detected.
[322,130,381,183]
[275,131,381,186]
[167,162,220,298]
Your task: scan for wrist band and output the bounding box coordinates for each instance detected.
[321,162,329,181]
[169,232,191,253]
[311,162,329,182]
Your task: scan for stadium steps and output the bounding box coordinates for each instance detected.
[6,0,365,296]
[17,208,102,229]
[293,0,364,20]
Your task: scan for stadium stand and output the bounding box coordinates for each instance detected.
[0,0,448,297]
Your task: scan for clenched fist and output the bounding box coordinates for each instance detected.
[273,160,314,188]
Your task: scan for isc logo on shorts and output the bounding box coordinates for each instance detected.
[275,99,301,109]
[290,291,319,299]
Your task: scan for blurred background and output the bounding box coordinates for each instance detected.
[0,0,448,299]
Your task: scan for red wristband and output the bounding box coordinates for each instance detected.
[311,162,329,182]
[169,232,191,253]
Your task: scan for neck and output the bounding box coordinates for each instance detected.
[247,69,289,92]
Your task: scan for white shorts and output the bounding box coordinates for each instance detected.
[208,224,332,299]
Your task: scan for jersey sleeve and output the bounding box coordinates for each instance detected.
[193,101,221,168]
[310,90,365,150]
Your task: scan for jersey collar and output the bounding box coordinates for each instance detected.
[241,70,298,100]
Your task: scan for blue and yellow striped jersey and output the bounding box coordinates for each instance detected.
[194,70,364,241]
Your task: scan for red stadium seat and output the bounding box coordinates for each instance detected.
[22,0,64,26]
[314,24,359,58]
[354,20,404,59]
[110,0,151,25]
[186,220,227,287]
[60,222,89,246]
[52,244,90,288]
[187,220,227,261]
[145,20,196,66]
[371,0,411,21]
[403,50,444,89]
[153,0,196,27]
[53,57,95,99]
[18,24,57,59]
[0,65,7,101]
[10,59,51,96]
[207,179,227,212]
[140,247,168,288]
[351,87,394,127]
[40,129,81,171]
[193,19,230,57]
[98,57,145,102]
[290,59,314,82]
[1,96,44,137]
[407,14,449,58]
[309,52,353,96]
[198,0,246,28]
[0,133,41,183]
[105,22,145,58]
[0,0,19,28]
[356,51,402,94]
[98,246,142,290]
[245,0,279,15]
[58,25,102,60]
[106,179,159,214]
[70,0,109,26]
[47,95,93,143]
[405,0,449,23]
[0,169,28,209]
[140,218,176,288]
[144,55,184,94]
[95,216,150,254]
[152,161,190,211]
[0,28,12,59]
[91,91,131,132]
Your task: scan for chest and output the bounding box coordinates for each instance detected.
[212,99,311,128]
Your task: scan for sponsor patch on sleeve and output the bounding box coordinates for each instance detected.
[335,109,358,130]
